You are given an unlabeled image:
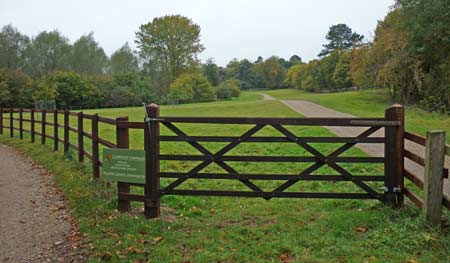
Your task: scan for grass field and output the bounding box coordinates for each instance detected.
[263,89,450,144]
[1,94,450,262]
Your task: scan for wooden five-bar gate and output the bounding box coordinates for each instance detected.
[0,104,448,223]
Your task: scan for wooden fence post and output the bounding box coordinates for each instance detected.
[78,112,84,162]
[31,109,35,142]
[41,110,46,144]
[116,116,130,212]
[53,110,58,151]
[423,130,446,226]
[91,114,100,179]
[19,109,23,139]
[145,103,160,218]
[63,109,69,153]
[384,104,404,207]
[9,108,13,138]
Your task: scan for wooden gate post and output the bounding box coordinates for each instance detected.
[63,109,69,153]
[41,110,46,144]
[19,109,23,139]
[53,110,58,151]
[384,104,404,207]
[116,116,130,212]
[9,108,13,137]
[78,112,84,162]
[144,103,160,218]
[423,130,446,226]
[31,109,35,142]
[91,114,100,179]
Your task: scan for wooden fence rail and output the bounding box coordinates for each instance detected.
[0,105,448,223]
[403,130,449,226]
[0,107,117,184]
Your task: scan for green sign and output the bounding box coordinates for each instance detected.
[103,148,145,184]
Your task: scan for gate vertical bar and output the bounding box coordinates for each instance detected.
[116,116,130,212]
[92,114,99,179]
[41,110,46,144]
[384,104,404,207]
[63,109,69,153]
[145,103,160,218]
[31,109,35,142]
[19,109,23,139]
[78,112,84,162]
[423,130,445,226]
[53,110,58,151]
[9,108,13,137]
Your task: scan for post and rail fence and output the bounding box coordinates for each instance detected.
[0,105,448,225]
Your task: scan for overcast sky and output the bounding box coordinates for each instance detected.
[0,0,394,66]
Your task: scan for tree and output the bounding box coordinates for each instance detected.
[0,24,30,70]
[136,15,204,92]
[319,24,363,57]
[288,55,302,66]
[332,50,352,89]
[228,59,261,90]
[284,63,307,89]
[252,56,285,89]
[34,76,57,102]
[0,81,10,107]
[22,30,71,77]
[70,32,108,75]
[394,0,450,111]
[0,68,33,107]
[314,50,341,89]
[349,45,375,88]
[255,56,263,64]
[41,71,99,109]
[202,58,220,86]
[109,42,139,74]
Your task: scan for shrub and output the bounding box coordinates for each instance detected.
[168,73,215,103]
[216,78,241,99]
[36,71,101,109]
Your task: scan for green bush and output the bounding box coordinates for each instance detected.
[168,73,215,103]
[216,78,241,99]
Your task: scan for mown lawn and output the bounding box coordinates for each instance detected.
[262,89,450,144]
[1,96,449,262]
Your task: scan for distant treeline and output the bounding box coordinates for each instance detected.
[0,0,449,112]
[283,0,449,112]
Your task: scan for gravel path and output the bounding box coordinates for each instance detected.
[261,93,449,196]
[0,144,85,262]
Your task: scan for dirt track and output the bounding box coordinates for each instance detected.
[0,144,84,262]
[261,93,449,196]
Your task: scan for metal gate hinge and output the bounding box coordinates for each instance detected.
[382,186,402,193]
[144,117,161,122]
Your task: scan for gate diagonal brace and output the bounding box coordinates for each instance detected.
[161,122,266,194]
[269,124,382,200]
